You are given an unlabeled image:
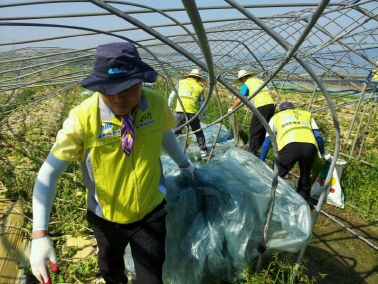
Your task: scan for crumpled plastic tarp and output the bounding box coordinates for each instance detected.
[191,122,230,144]
[169,123,234,161]
[125,146,312,283]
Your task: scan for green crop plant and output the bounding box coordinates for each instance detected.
[2,76,377,282]
[208,253,323,284]
[1,85,99,282]
[341,160,378,218]
[241,254,320,284]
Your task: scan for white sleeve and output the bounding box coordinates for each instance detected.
[266,118,276,137]
[161,129,188,166]
[168,91,176,108]
[32,153,70,231]
[310,116,319,130]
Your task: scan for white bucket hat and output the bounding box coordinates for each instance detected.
[183,68,206,82]
[233,69,257,84]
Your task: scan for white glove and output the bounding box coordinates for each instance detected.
[227,108,233,114]
[322,151,332,161]
[30,236,59,284]
[179,163,196,182]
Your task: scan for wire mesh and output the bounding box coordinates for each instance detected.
[1,0,377,280]
[1,0,377,162]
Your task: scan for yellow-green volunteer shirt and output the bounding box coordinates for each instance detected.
[373,69,378,81]
[244,77,274,108]
[270,109,317,151]
[51,88,176,223]
[175,77,203,113]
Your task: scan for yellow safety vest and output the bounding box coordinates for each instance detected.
[175,77,203,113]
[373,69,378,81]
[52,89,176,223]
[272,109,317,151]
[244,77,274,108]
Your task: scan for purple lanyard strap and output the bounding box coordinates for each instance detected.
[121,114,135,157]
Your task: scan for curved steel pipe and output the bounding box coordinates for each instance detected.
[224,0,338,274]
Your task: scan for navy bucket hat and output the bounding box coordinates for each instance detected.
[81,42,158,96]
[279,102,295,111]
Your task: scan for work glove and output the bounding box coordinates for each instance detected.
[227,108,233,114]
[322,151,332,161]
[30,235,59,284]
[179,163,196,182]
[202,114,210,120]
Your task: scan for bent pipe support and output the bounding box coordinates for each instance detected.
[87,0,209,153]
[224,0,340,275]
[182,2,280,268]
[86,0,274,162]
[0,20,184,143]
[227,0,330,114]
[84,5,280,271]
[64,17,281,273]
[181,0,217,158]
[206,84,225,163]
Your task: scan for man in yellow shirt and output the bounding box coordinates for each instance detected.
[228,70,275,156]
[168,69,209,158]
[260,102,331,201]
[29,42,195,284]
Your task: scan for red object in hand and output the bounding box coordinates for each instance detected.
[41,261,59,284]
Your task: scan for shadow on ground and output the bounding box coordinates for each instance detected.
[302,203,378,284]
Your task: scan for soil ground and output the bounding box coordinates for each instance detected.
[279,166,378,284]
[303,202,378,284]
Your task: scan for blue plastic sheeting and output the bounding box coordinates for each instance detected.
[191,123,230,145]
[168,123,233,161]
[125,146,312,283]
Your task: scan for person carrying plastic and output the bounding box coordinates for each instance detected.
[260,102,331,201]
[228,70,275,156]
[168,69,209,159]
[29,42,195,284]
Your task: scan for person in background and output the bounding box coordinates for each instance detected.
[168,68,209,159]
[373,60,378,81]
[260,102,331,201]
[228,70,275,156]
[29,42,195,284]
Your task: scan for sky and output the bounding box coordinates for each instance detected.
[0,0,376,53]
[0,1,352,51]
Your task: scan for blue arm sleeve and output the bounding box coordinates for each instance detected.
[313,129,325,154]
[260,136,271,161]
[240,84,249,96]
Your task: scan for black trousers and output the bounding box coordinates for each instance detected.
[249,104,275,156]
[173,112,207,151]
[87,201,167,284]
[278,143,317,200]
